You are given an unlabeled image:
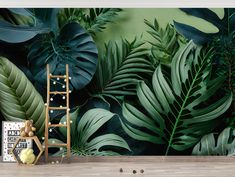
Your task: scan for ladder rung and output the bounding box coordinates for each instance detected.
[48,124,67,127]
[50,91,67,95]
[50,75,66,78]
[48,107,68,110]
[48,143,68,147]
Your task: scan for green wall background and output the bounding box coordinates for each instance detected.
[95,8,223,45]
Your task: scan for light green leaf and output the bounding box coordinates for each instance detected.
[0,57,45,136]
[145,18,185,65]
[193,127,235,155]
[121,41,232,155]
[86,134,131,155]
[58,8,122,35]
[59,108,79,138]
[76,108,131,155]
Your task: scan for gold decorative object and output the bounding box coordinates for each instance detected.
[11,136,43,165]
[20,120,36,137]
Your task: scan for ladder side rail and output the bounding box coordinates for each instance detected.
[45,64,50,162]
[66,64,71,158]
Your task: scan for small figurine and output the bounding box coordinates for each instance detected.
[20,120,36,137]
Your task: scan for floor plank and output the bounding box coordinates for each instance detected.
[1,156,235,177]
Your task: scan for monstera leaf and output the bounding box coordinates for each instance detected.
[57,108,130,156]
[28,22,98,90]
[121,41,232,155]
[89,38,154,98]
[174,8,235,45]
[193,127,235,155]
[59,108,79,139]
[0,8,59,43]
[0,57,45,136]
[76,108,130,155]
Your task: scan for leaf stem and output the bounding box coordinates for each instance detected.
[50,39,59,55]
[165,52,208,155]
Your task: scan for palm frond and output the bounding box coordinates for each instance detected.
[89,37,154,98]
[145,18,186,66]
[120,41,232,155]
[58,8,122,36]
[86,8,122,35]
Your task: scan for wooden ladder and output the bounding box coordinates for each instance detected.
[44,64,71,162]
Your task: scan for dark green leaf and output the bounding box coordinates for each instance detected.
[89,38,154,98]
[174,21,213,45]
[28,22,98,90]
[8,8,34,18]
[180,8,224,29]
[174,8,235,45]
[0,8,58,43]
[33,8,60,33]
[0,20,49,43]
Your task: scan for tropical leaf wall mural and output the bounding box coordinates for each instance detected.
[174,8,235,127]
[192,127,235,156]
[58,8,122,36]
[0,8,234,156]
[121,41,232,155]
[50,108,130,156]
[0,8,58,43]
[145,18,186,66]
[88,38,154,99]
[28,22,98,90]
[174,8,235,45]
[0,57,45,136]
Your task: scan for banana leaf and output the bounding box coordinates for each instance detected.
[0,57,45,136]
[0,8,59,43]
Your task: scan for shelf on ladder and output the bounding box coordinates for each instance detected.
[48,106,68,110]
[48,124,67,128]
[50,75,66,78]
[48,143,68,147]
[50,91,67,95]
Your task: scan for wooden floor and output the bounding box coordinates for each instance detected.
[1,156,235,177]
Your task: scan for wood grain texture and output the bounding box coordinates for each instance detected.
[45,64,71,162]
[1,156,235,177]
